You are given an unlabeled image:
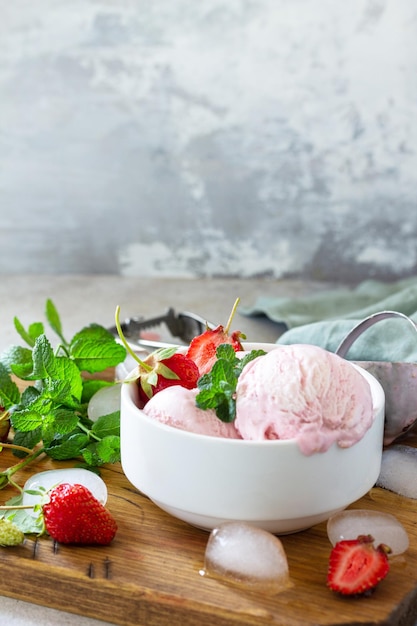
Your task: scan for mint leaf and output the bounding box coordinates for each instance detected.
[82,435,120,466]
[0,363,20,408]
[71,324,113,344]
[1,345,33,378]
[44,407,80,437]
[31,336,83,401]
[70,325,126,373]
[45,433,90,460]
[96,435,120,464]
[11,428,43,457]
[12,383,80,440]
[20,385,40,406]
[52,358,83,401]
[14,317,44,347]
[92,411,120,438]
[31,334,54,379]
[196,359,237,422]
[196,346,266,422]
[71,340,126,373]
[45,299,66,344]
[10,408,44,433]
[41,379,80,409]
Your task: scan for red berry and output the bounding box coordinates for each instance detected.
[327,535,390,596]
[186,325,244,375]
[42,483,117,545]
[137,350,199,406]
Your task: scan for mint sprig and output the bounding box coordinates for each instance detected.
[0,299,127,489]
[196,344,266,422]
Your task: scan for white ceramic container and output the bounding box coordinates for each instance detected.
[120,344,385,534]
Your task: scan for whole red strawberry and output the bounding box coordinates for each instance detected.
[115,306,199,407]
[136,349,200,406]
[327,534,391,596]
[42,483,117,545]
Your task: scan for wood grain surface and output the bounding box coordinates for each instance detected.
[1,438,417,626]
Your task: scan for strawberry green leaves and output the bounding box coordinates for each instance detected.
[0,299,127,485]
[196,344,265,422]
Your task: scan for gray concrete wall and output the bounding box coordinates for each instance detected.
[1,0,416,282]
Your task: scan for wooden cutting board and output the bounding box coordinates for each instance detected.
[1,439,417,626]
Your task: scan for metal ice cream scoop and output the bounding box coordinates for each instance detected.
[335,311,417,445]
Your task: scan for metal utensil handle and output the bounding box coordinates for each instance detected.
[335,310,417,359]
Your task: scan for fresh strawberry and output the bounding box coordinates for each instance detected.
[115,306,200,406]
[186,325,244,375]
[186,299,245,375]
[327,535,391,596]
[42,483,117,545]
[135,349,200,406]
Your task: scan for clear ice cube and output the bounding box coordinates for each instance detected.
[376,445,417,499]
[87,383,121,422]
[202,521,291,593]
[327,509,409,556]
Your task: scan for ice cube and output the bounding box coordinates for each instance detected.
[376,445,417,499]
[87,383,121,422]
[202,521,291,593]
[327,509,409,556]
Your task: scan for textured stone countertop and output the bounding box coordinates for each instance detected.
[0,275,336,348]
[0,274,335,626]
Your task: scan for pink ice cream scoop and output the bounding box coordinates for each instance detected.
[143,386,242,439]
[234,344,374,455]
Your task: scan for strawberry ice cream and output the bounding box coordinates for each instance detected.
[234,344,374,455]
[143,386,241,439]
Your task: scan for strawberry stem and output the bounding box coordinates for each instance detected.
[0,503,35,510]
[224,298,240,335]
[114,306,153,372]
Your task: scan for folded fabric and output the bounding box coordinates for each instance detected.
[240,277,417,362]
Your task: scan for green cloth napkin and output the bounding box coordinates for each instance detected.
[241,277,417,362]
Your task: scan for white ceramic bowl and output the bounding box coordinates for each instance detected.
[120,343,385,534]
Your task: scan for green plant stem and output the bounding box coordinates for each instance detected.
[114,305,152,371]
[0,447,46,492]
[0,504,34,510]
[54,342,70,357]
[77,421,101,442]
[0,442,35,455]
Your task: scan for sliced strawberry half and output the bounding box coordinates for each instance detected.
[185,298,245,375]
[186,325,244,376]
[327,534,391,596]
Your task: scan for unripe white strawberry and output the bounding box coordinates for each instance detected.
[0,518,25,546]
